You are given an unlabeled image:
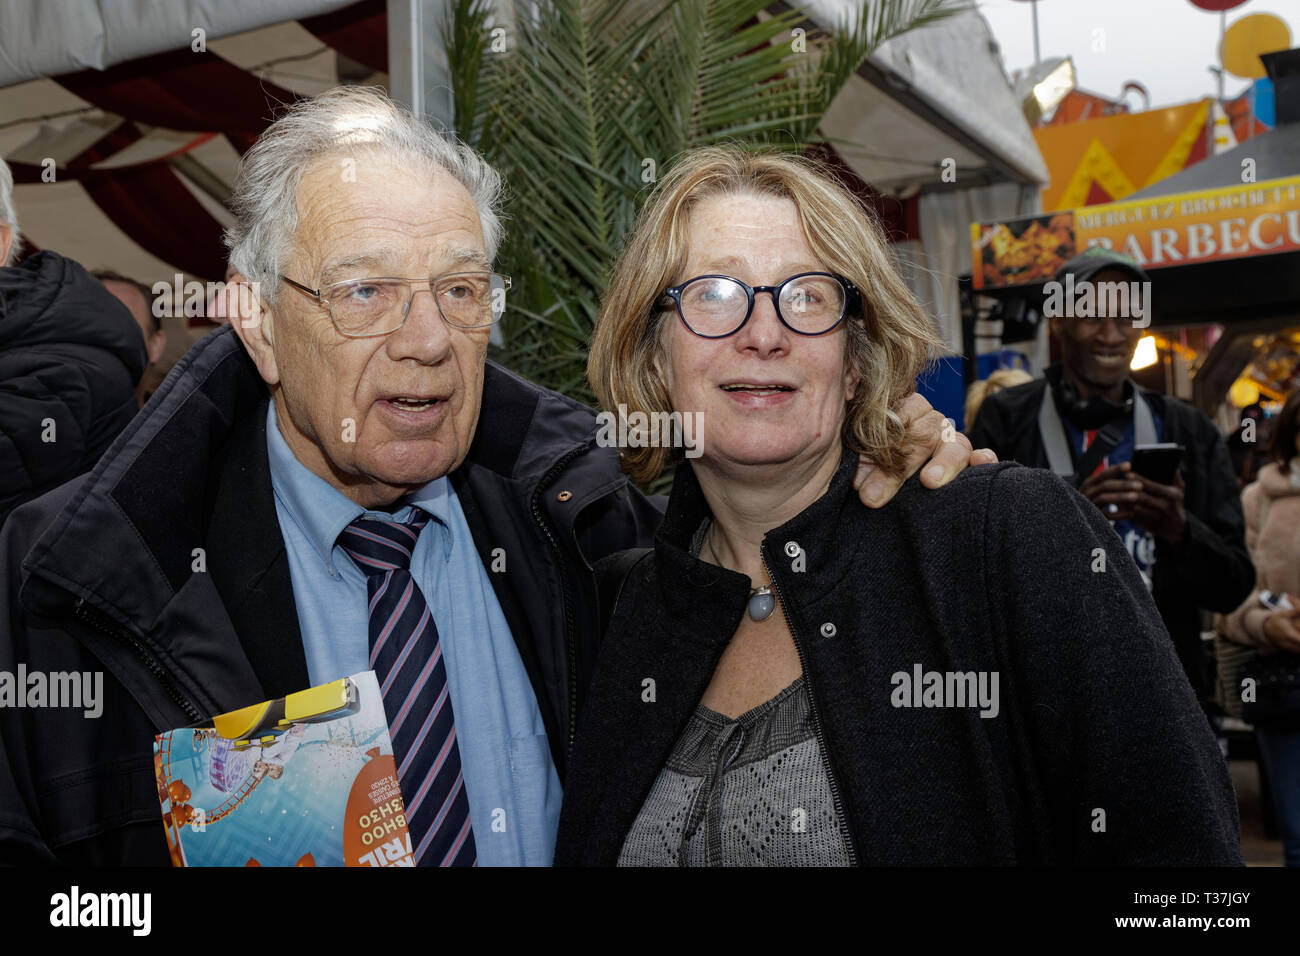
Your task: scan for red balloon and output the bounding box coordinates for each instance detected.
[1187,0,1250,11]
[167,780,191,804]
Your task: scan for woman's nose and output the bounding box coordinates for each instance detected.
[737,290,788,351]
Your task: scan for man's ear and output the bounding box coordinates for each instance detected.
[0,225,12,267]
[225,273,280,386]
[147,330,168,365]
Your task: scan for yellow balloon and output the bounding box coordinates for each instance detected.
[1220,14,1292,79]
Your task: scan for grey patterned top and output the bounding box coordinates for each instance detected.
[617,675,852,866]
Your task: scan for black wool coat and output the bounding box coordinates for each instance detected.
[554,449,1243,866]
[967,367,1255,699]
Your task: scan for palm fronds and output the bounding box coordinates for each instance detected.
[449,0,970,422]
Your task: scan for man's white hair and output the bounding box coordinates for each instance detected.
[0,157,21,266]
[224,86,504,306]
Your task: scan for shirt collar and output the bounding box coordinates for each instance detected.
[265,402,453,576]
[405,473,455,560]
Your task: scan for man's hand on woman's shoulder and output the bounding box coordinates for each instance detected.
[854,392,998,508]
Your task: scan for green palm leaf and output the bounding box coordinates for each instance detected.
[450,0,971,486]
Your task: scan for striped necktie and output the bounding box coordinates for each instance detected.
[337,510,476,866]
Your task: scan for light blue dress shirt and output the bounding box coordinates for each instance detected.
[264,401,562,866]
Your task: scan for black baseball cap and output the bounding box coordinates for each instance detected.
[1055,246,1150,285]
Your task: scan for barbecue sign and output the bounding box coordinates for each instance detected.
[972,175,1300,290]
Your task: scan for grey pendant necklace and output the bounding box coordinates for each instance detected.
[704,533,775,622]
[747,586,775,622]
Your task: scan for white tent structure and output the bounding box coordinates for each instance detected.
[0,1,358,87]
[1,0,1047,384]
[810,1,1048,355]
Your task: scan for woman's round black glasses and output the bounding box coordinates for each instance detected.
[661,272,858,339]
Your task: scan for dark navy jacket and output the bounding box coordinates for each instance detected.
[0,326,661,864]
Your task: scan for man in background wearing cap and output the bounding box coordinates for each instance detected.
[968,248,1253,712]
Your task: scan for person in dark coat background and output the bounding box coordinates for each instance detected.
[94,269,168,408]
[0,249,146,527]
[968,249,1254,707]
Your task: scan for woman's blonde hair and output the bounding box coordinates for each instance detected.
[587,144,943,484]
[965,367,1033,431]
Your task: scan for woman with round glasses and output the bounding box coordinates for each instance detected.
[553,146,1241,866]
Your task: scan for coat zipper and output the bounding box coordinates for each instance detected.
[530,440,594,763]
[73,597,203,723]
[761,543,860,866]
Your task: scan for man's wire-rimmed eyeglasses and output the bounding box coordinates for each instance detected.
[280,272,511,337]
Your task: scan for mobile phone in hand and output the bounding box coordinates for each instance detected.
[1131,444,1183,485]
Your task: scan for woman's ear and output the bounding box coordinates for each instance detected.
[225,273,280,386]
[843,342,861,402]
[653,315,675,394]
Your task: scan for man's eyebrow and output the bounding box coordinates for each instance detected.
[319,247,490,282]
[320,254,392,282]
[446,247,491,269]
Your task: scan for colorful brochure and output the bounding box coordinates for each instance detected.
[153,670,413,867]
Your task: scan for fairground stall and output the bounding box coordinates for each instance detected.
[965,49,1300,428]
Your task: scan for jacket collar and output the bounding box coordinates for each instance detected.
[463,360,601,483]
[21,326,267,628]
[18,325,308,717]
[203,389,311,701]
[453,360,630,567]
[1257,459,1300,498]
[655,446,871,625]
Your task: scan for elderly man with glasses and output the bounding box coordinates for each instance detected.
[0,87,989,866]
